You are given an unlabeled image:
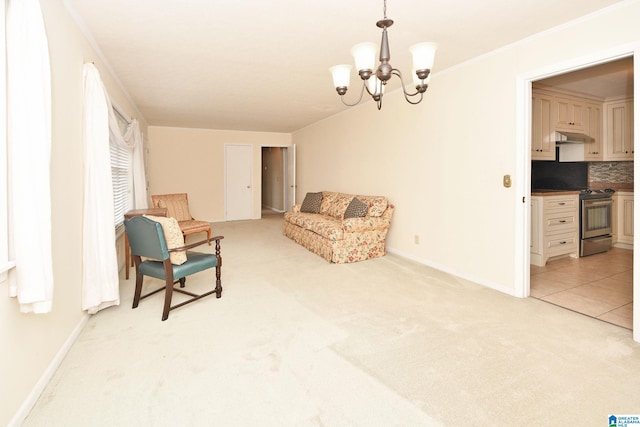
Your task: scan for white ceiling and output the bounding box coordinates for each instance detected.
[535,56,634,100]
[64,0,629,133]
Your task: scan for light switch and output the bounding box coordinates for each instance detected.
[503,174,512,188]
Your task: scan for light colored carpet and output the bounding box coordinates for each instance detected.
[23,214,640,426]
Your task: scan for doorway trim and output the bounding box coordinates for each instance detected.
[515,43,639,342]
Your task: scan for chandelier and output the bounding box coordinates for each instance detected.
[329,0,437,110]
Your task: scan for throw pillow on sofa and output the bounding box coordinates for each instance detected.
[301,192,323,213]
[343,197,368,218]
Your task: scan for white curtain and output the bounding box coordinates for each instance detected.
[130,121,149,209]
[6,0,54,313]
[82,64,120,314]
[118,118,148,209]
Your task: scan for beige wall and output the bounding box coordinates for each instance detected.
[293,2,640,296]
[147,126,291,222]
[293,56,519,293]
[0,0,146,424]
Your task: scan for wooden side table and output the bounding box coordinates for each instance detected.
[124,208,167,279]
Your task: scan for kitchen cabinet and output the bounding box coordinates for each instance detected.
[584,102,603,160]
[531,194,579,266]
[532,87,605,161]
[613,192,634,248]
[531,92,555,160]
[604,98,634,160]
[531,197,541,255]
[554,96,586,132]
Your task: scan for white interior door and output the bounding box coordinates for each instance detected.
[225,144,253,220]
[285,144,296,211]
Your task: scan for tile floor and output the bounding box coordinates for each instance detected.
[530,248,633,329]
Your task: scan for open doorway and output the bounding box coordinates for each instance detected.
[521,53,636,334]
[261,146,285,214]
[261,145,296,216]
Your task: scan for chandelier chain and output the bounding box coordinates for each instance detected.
[383,0,387,19]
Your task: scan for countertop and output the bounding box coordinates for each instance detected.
[532,184,634,196]
[531,189,581,196]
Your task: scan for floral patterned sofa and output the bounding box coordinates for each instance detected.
[283,191,394,263]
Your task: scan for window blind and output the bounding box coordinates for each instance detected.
[111,107,132,229]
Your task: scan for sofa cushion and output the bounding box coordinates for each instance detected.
[143,215,187,265]
[324,193,353,219]
[284,212,344,241]
[319,192,338,215]
[301,192,323,213]
[343,197,368,218]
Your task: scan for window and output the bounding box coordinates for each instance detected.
[110,107,133,232]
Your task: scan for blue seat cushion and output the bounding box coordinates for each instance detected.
[139,251,218,281]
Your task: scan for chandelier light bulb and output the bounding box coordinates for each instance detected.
[366,76,385,97]
[410,42,438,73]
[329,64,352,95]
[351,42,378,78]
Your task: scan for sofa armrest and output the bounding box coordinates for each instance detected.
[380,204,394,221]
[342,204,394,232]
[292,204,302,213]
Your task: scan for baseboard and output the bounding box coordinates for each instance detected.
[613,242,633,250]
[8,313,90,427]
[386,247,517,297]
[262,206,285,213]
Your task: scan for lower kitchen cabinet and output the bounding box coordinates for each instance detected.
[531,194,579,266]
[613,192,634,248]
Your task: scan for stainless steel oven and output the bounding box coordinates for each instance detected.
[580,191,613,257]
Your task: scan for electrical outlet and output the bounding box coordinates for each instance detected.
[503,174,512,188]
[414,235,420,244]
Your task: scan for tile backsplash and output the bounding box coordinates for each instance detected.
[589,161,634,187]
[532,160,634,191]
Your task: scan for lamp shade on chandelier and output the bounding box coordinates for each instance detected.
[330,0,437,110]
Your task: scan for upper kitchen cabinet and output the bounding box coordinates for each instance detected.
[584,102,603,161]
[604,98,634,160]
[532,92,555,160]
[532,87,603,161]
[554,96,587,132]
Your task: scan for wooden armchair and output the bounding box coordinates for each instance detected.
[124,215,223,321]
[151,193,212,243]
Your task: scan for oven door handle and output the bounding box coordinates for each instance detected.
[584,199,613,207]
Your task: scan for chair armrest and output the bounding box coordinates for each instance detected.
[170,236,224,252]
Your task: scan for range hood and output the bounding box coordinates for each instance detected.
[555,131,594,144]
[557,144,585,162]
[555,131,593,162]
